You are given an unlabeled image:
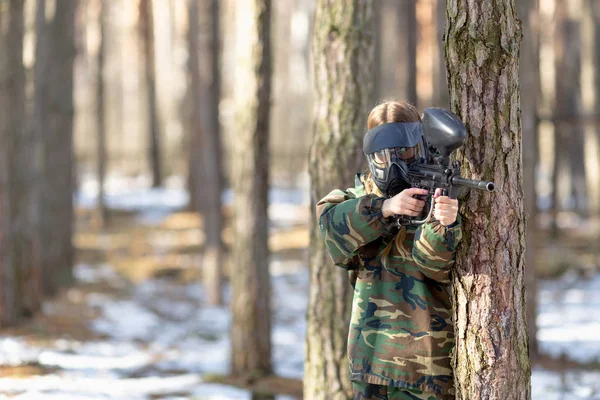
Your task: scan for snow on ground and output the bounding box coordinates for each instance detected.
[0,260,305,399]
[537,271,600,363]
[75,173,309,227]
[1,180,599,398]
[2,260,600,399]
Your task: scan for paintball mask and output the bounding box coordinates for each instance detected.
[363,121,428,197]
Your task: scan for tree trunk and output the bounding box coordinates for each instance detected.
[399,0,418,106]
[186,0,208,216]
[591,0,600,217]
[305,2,374,399]
[34,0,51,295]
[230,0,272,377]
[445,1,531,398]
[434,0,449,109]
[553,0,586,232]
[0,0,42,326]
[139,0,162,188]
[517,0,540,359]
[373,0,382,101]
[96,0,109,227]
[40,0,79,293]
[187,0,225,305]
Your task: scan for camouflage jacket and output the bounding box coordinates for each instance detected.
[317,175,462,397]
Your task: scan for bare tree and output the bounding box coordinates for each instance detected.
[434,0,449,108]
[187,0,225,305]
[399,0,418,105]
[590,0,600,217]
[34,0,50,293]
[96,0,108,227]
[186,0,208,217]
[0,0,42,326]
[305,1,374,399]
[552,0,587,233]
[34,0,79,295]
[375,1,417,103]
[139,0,162,188]
[229,0,273,377]
[445,0,531,398]
[517,0,540,359]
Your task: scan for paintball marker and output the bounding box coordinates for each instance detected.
[395,108,495,227]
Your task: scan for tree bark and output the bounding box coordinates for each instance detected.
[34,0,79,296]
[0,0,42,326]
[399,0,418,106]
[230,0,272,377]
[96,0,109,228]
[445,1,531,398]
[434,0,449,109]
[186,0,208,216]
[305,2,374,399]
[43,0,78,287]
[34,0,51,295]
[552,0,586,231]
[139,0,162,188]
[517,0,540,359]
[187,0,225,305]
[590,0,600,217]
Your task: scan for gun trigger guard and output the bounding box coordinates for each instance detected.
[394,197,435,227]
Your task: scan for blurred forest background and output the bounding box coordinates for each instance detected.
[0,0,600,399]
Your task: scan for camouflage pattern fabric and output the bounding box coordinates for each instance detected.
[317,175,462,397]
[352,381,450,400]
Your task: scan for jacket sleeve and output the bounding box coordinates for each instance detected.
[411,214,463,283]
[317,189,390,269]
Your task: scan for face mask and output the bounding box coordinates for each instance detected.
[363,122,428,197]
[371,157,413,197]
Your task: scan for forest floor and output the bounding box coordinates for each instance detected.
[0,178,599,399]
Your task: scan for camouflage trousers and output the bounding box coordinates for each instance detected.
[351,381,452,400]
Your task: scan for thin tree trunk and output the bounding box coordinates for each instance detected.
[445,0,531,398]
[591,0,600,217]
[517,0,540,360]
[186,0,207,216]
[373,0,382,101]
[377,0,399,100]
[201,0,225,306]
[139,0,162,188]
[0,0,41,326]
[36,0,79,295]
[434,0,449,109]
[305,2,374,399]
[34,0,52,295]
[553,0,586,233]
[41,0,79,292]
[230,0,272,377]
[96,0,108,227]
[187,0,224,305]
[400,0,418,106]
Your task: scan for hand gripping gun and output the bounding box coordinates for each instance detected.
[396,108,495,227]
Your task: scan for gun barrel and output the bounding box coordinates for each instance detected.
[451,176,495,192]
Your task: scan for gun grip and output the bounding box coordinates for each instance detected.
[447,187,459,200]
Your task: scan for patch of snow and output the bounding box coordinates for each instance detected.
[189,383,251,399]
[533,368,600,399]
[74,264,121,285]
[0,337,41,366]
[538,272,600,363]
[38,342,153,371]
[0,374,202,398]
[6,235,600,399]
[91,300,160,342]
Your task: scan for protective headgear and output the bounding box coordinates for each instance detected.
[363,121,428,197]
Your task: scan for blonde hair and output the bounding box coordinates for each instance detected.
[363,100,421,262]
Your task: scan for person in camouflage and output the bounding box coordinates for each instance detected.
[317,101,462,400]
